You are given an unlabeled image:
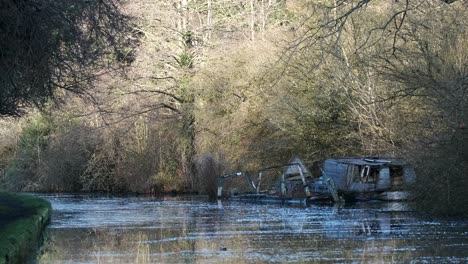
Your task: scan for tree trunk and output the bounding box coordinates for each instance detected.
[250,0,255,41]
[207,0,212,40]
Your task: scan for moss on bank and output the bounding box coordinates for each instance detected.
[0,193,51,264]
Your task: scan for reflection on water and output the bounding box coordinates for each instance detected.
[37,194,468,263]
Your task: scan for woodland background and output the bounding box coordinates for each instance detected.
[0,0,467,215]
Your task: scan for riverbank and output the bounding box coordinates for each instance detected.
[0,193,51,264]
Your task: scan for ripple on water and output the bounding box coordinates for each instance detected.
[37,194,468,264]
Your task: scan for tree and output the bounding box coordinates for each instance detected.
[0,0,135,116]
[277,0,467,214]
[114,0,297,189]
[381,2,468,215]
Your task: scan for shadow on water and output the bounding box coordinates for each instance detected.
[36,194,468,263]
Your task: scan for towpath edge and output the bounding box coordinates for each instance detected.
[0,192,51,264]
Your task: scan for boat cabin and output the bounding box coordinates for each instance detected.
[322,157,415,194]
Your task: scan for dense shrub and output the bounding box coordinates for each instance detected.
[1,112,192,194]
[412,130,468,216]
[197,154,226,200]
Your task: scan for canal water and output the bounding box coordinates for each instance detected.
[37,194,468,263]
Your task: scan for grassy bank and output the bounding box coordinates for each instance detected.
[0,193,51,264]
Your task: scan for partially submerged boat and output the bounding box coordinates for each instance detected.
[319,157,415,202]
[217,157,315,204]
[217,157,415,204]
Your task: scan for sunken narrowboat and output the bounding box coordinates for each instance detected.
[216,157,415,204]
[316,157,416,202]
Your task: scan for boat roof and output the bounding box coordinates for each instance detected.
[284,157,311,175]
[328,157,407,166]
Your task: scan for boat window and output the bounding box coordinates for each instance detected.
[353,165,362,182]
[367,167,379,183]
[390,165,404,186]
[390,166,403,177]
[360,166,379,183]
[361,166,370,182]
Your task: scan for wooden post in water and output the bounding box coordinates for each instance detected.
[257,172,263,194]
[297,165,311,197]
[321,169,344,203]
